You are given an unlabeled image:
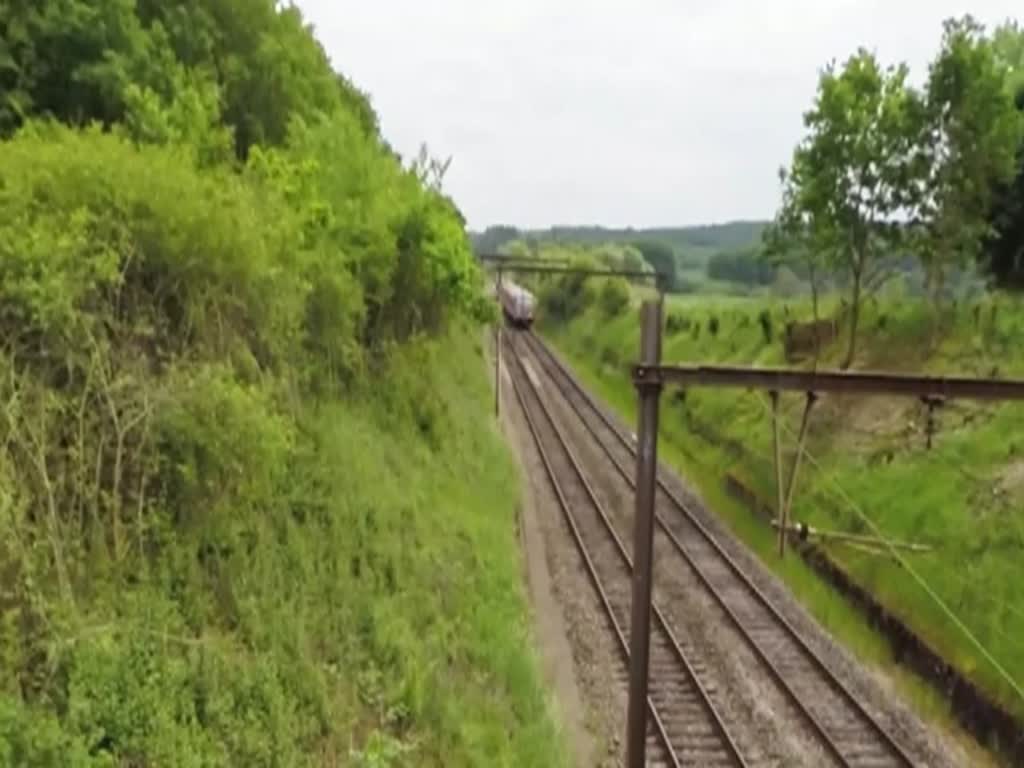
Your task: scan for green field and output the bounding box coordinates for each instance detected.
[541,290,1024,743]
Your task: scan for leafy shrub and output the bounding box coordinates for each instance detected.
[758,309,774,344]
[0,125,306,371]
[600,342,621,368]
[598,277,631,318]
[539,269,597,323]
[0,1,558,763]
[666,313,691,334]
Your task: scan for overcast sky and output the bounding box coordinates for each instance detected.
[296,2,1019,230]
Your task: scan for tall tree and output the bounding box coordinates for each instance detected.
[984,22,1024,287]
[782,50,921,368]
[992,20,1024,92]
[633,240,678,292]
[0,0,370,158]
[763,168,830,326]
[912,16,1021,308]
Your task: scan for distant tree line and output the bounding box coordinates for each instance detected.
[706,246,775,286]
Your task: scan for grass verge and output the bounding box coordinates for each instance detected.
[0,326,567,767]
[542,309,1007,765]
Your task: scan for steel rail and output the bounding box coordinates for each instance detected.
[504,333,746,768]
[524,329,916,768]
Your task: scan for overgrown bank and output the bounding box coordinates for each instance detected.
[1,322,565,766]
[0,2,565,763]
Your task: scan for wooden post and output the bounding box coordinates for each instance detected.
[771,390,785,557]
[625,299,663,768]
[781,392,816,556]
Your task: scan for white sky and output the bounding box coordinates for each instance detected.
[295,1,1020,230]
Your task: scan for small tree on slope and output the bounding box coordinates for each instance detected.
[782,49,921,368]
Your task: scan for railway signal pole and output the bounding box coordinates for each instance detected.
[625,299,663,768]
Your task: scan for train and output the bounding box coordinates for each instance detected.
[498,280,535,328]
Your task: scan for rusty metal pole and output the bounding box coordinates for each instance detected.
[771,390,786,557]
[625,299,663,768]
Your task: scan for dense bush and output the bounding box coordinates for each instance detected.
[0,1,560,764]
[599,277,632,317]
[633,240,679,292]
[666,313,692,334]
[758,309,774,344]
[539,268,599,322]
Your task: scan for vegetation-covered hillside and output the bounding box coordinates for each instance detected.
[0,2,563,765]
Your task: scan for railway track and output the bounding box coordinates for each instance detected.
[503,332,746,768]
[519,329,917,768]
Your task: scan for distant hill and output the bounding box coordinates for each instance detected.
[470,221,769,258]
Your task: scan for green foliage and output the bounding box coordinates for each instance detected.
[472,225,522,255]
[764,166,831,316]
[665,312,691,335]
[545,290,1024,736]
[914,16,1022,298]
[539,269,598,323]
[778,16,1024,356]
[784,48,922,367]
[984,22,1024,289]
[633,240,678,291]
[598,277,632,318]
[0,2,560,764]
[0,125,305,370]
[476,224,770,297]
[706,245,774,286]
[674,276,704,294]
[0,0,377,159]
[758,309,774,344]
[992,20,1024,95]
[491,222,767,254]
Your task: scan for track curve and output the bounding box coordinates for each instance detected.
[520,328,916,768]
[504,331,747,768]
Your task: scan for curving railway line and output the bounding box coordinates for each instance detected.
[507,327,921,767]
[503,331,746,767]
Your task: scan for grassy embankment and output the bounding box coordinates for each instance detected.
[542,291,1024,756]
[0,2,568,762]
[0,325,566,768]
[0,130,566,767]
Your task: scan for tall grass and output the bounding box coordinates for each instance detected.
[0,326,566,766]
